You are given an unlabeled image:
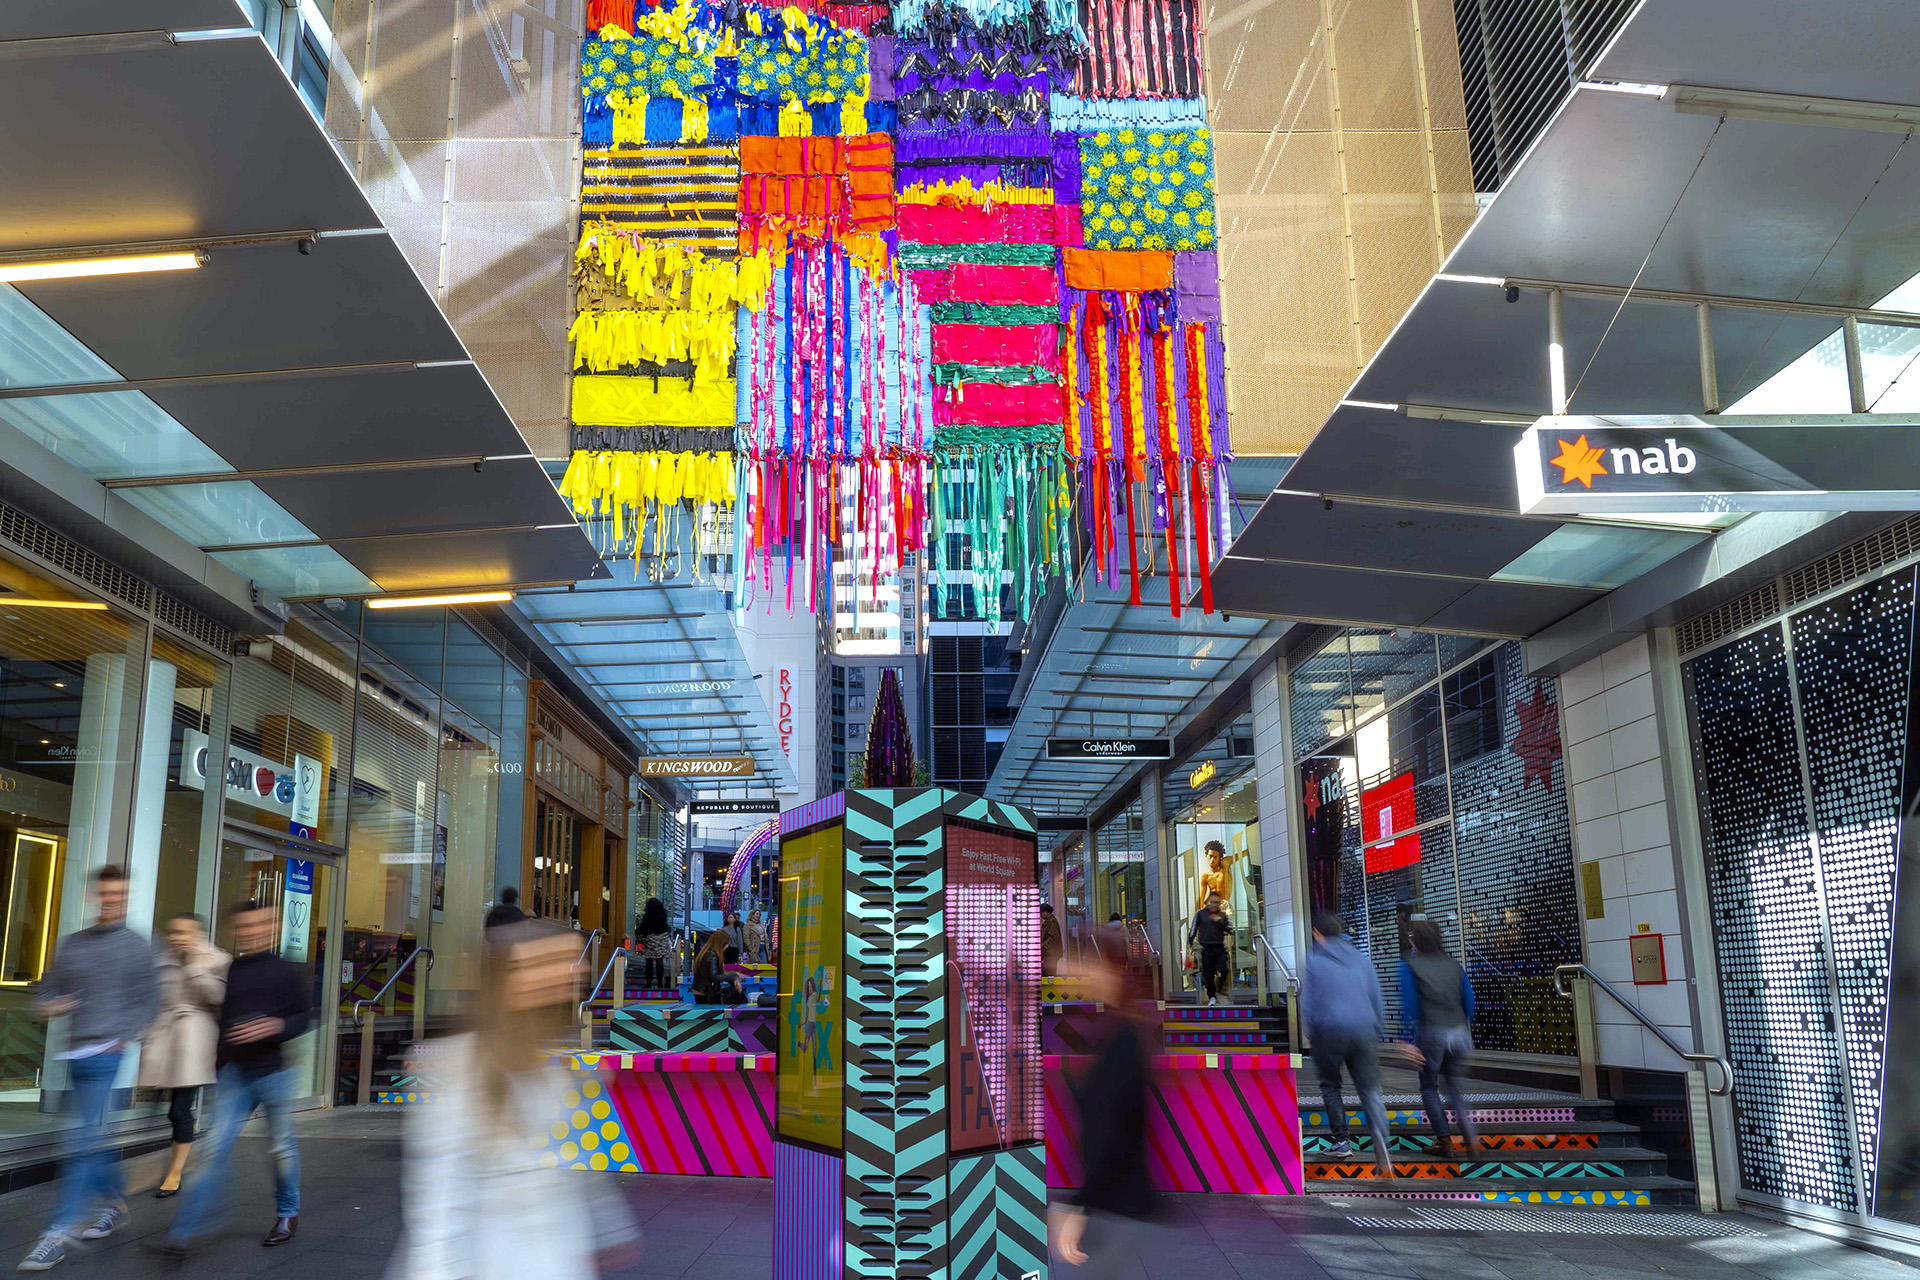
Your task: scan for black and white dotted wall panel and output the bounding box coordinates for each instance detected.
[1788,567,1917,1208]
[1686,623,1859,1210]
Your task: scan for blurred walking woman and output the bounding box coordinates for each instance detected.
[1051,952,1159,1274]
[139,913,228,1198]
[388,921,638,1280]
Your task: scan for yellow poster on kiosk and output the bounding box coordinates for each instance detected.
[777,821,843,1149]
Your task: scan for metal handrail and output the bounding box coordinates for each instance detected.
[353,947,433,1108]
[578,946,631,1019]
[575,928,605,969]
[352,947,434,1023]
[1554,962,1734,1097]
[1126,919,1159,964]
[1253,933,1296,988]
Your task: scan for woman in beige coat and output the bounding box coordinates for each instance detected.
[139,914,229,1197]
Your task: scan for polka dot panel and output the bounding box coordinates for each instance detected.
[1686,621,1858,1209]
[1788,567,1916,1195]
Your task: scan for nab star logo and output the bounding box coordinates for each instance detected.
[1550,434,1609,488]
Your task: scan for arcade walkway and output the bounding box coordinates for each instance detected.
[6,1110,1903,1280]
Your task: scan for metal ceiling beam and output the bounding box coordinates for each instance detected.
[107,453,516,489]
[0,359,423,401]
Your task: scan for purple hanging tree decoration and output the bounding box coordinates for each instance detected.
[863,667,917,787]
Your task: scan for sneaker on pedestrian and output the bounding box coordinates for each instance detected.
[78,1205,125,1241]
[1329,1140,1354,1156]
[17,1233,67,1272]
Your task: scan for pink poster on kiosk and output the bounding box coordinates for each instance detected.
[945,821,1042,1153]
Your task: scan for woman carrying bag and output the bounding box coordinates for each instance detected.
[139,913,230,1198]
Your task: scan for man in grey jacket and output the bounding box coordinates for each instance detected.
[19,864,160,1271]
[1299,910,1394,1178]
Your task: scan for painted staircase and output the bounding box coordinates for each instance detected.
[1161,1002,1289,1056]
[1300,1092,1694,1206]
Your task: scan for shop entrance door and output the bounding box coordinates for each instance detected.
[211,829,338,1105]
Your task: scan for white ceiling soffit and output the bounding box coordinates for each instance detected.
[0,16,604,596]
[1589,0,1920,106]
[1218,0,1920,640]
[514,563,800,795]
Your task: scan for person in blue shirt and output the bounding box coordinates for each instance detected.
[1398,918,1481,1158]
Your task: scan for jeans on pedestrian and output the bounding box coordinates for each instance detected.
[1310,1034,1393,1175]
[1199,946,1231,1000]
[1417,1023,1479,1153]
[166,1063,301,1243]
[49,1050,125,1234]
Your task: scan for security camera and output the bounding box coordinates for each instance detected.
[1504,285,1520,303]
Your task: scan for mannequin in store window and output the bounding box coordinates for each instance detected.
[1196,840,1249,915]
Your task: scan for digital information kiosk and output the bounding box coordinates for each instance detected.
[772,787,1046,1280]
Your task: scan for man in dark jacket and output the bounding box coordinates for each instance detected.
[1187,893,1234,1005]
[161,900,310,1252]
[1300,910,1394,1178]
[1400,918,1481,1157]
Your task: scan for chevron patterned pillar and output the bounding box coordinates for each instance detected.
[773,788,1046,1280]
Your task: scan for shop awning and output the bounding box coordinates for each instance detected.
[1214,0,1920,639]
[985,461,1288,818]
[0,4,604,602]
[513,563,800,795]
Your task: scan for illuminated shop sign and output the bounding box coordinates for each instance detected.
[1515,415,1920,516]
[181,728,321,833]
[639,754,757,777]
[1045,737,1173,760]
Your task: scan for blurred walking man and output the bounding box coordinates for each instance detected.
[160,899,309,1253]
[19,865,159,1271]
[1300,911,1394,1179]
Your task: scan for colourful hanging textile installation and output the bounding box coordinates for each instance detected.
[562,0,1233,615]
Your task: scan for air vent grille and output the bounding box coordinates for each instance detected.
[153,591,236,656]
[0,501,236,657]
[1676,516,1920,656]
[1674,582,1782,657]
[1781,515,1920,610]
[0,505,150,613]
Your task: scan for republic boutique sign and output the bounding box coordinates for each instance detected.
[1514,416,1920,516]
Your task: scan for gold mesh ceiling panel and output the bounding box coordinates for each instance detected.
[1207,0,1476,455]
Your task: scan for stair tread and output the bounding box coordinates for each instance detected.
[1307,1175,1695,1192]
[1300,1120,1646,1135]
[1311,1146,1670,1163]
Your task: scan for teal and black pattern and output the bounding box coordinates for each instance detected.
[843,787,951,1280]
[950,1148,1047,1280]
[607,1006,736,1053]
[1457,1160,1626,1180]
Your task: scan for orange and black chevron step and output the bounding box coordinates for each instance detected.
[1310,1160,1460,1180]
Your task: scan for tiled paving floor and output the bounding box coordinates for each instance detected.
[0,1109,1906,1280]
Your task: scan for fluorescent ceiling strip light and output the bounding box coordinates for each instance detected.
[1434,272,1506,287]
[0,599,108,610]
[1340,399,1400,412]
[367,590,514,609]
[1580,79,1669,96]
[0,252,203,284]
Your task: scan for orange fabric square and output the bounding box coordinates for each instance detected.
[1062,248,1175,293]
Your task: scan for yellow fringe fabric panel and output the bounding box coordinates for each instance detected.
[574,226,772,311]
[571,375,737,427]
[567,309,738,381]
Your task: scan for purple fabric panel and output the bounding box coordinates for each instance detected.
[868,35,895,99]
[1051,132,1082,202]
[895,127,1051,162]
[1175,251,1222,323]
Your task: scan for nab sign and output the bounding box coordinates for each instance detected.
[1515,415,1920,516]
